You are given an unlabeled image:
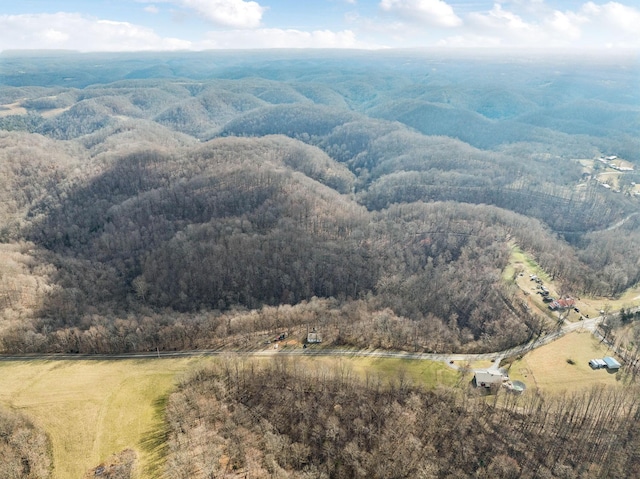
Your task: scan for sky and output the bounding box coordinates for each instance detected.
[0,0,639,52]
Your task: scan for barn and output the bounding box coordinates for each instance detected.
[603,356,621,371]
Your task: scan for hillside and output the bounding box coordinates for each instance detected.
[165,360,640,479]
[0,50,639,357]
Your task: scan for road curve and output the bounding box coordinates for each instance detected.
[0,315,609,367]
[4,306,639,366]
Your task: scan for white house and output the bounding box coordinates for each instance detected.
[474,369,507,388]
[306,331,322,344]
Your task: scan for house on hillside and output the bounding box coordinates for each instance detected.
[549,298,575,311]
[306,331,322,344]
[474,369,507,388]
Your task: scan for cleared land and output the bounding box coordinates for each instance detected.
[0,101,27,117]
[336,356,457,387]
[506,331,622,393]
[0,358,198,479]
[505,244,640,321]
[0,354,455,478]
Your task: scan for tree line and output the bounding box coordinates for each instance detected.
[164,359,640,479]
[0,406,51,479]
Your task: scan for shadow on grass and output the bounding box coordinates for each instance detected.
[139,394,171,479]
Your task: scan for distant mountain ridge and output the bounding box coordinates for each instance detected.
[0,51,638,355]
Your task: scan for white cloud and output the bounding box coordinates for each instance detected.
[144,5,160,14]
[468,4,534,37]
[184,0,265,28]
[145,0,266,28]
[458,1,640,49]
[581,1,640,33]
[546,10,584,40]
[199,28,380,49]
[0,13,191,52]
[380,0,463,27]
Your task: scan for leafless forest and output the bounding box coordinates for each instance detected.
[1,50,639,478]
[165,360,640,478]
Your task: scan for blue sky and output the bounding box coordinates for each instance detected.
[1,0,639,51]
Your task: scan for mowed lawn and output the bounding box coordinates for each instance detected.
[507,331,623,393]
[338,356,457,387]
[0,358,201,479]
[252,355,458,388]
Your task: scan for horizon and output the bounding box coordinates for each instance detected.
[1,0,639,53]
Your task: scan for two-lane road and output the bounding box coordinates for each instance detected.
[0,309,635,367]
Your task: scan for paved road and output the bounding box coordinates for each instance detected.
[0,310,633,368]
[553,212,639,235]
[0,317,602,365]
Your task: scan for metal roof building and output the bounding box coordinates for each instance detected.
[603,356,621,370]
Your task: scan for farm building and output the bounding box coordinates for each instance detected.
[589,359,607,369]
[474,369,507,388]
[603,356,621,370]
[589,357,621,371]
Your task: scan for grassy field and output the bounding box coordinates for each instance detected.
[504,243,640,321]
[502,244,551,283]
[0,344,627,477]
[345,356,457,387]
[0,354,455,478]
[506,331,623,394]
[587,284,640,312]
[0,358,200,479]
[0,101,27,117]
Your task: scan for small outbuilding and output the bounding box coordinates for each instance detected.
[306,331,322,344]
[603,356,621,370]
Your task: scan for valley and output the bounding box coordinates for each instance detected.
[1,50,639,478]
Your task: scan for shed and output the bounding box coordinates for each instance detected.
[306,331,322,344]
[603,356,621,370]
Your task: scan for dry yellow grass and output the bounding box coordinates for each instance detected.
[507,331,622,394]
[0,358,201,479]
[0,354,456,478]
[588,285,640,312]
[0,100,70,118]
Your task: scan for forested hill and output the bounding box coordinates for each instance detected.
[0,50,639,355]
